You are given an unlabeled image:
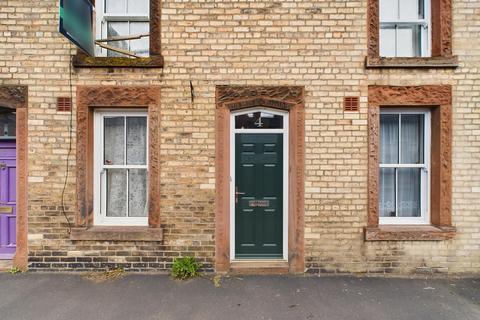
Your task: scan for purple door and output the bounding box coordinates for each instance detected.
[0,141,16,259]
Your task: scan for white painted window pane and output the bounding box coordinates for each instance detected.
[397,168,421,217]
[380,114,399,164]
[379,0,398,21]
[127,0,149,15]
[107,22,129,57]
[105,0,126,14]
[129,22,150,57]
[379,27,396,57]
[104,117,125,165]
[396,27,414,57]
[128,169,148,217]
[401,114,424,164]
[380,168,396,217]
[399,0,420,20]
[126,117,147,165]
[106,169,128,217]
[396,26,421,57]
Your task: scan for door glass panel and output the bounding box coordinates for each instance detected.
[235,111,283,129]
[106,169,127,217]
[0,108,16,138]
[380,114,399,164]
[397,168,421,217]
[104,117,125,165]
[401,114,424,164]
[105,0,126,14]
[128,169,147,217]
[380,168,396,217]
[126,117,147,165]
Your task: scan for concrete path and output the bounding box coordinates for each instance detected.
[0,273,478,320]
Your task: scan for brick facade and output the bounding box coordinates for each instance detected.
[0,0,479,274]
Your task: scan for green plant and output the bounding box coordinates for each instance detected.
[9,267,21,274]
[171,257,200,280]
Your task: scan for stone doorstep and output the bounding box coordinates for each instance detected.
[0,260,12,272]
[229,260,290,275]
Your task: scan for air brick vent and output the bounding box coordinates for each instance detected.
[343,96,359,112]
[57,97,72,112]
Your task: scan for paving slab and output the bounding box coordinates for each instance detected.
[0,273,478,320]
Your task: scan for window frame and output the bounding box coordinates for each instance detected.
[93,109,149,226]
[366,0,457,68]
[379,108,431,225]
[379,0,431,57]
[95,0,150,57]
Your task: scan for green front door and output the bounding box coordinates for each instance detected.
[235,133,283,259]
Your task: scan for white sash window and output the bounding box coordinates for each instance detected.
[379,109,431,225]
[379,0,431,57]
[95,0,150,57]
[94,110,148,226]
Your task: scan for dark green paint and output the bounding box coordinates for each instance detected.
[235,133,283,259]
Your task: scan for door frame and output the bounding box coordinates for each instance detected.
[215,85,305,274]
[230,108,289,261]
[0,85,28,269]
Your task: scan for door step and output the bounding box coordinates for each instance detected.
[0,260,12,272]
[230,260,289,275]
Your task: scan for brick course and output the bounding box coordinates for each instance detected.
[0,0,479,274]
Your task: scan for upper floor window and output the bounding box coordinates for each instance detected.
[379,0,431,57]
[95,0,150,57]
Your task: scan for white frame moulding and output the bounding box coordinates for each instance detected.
[93,109,149,226]
[229,107,289,261]
[379,108,431,225]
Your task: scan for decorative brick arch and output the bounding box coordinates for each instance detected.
[0,86,28,270]
[215,86,305,273]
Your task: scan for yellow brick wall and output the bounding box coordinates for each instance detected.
[0,0,478,273]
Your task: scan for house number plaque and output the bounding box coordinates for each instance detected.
[0,206,13,214]
[248,200,270,208]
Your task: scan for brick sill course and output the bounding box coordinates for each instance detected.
[72,54,164,68]
[365,225,456,241]
[365,56,458,69]
[70,227,163,242]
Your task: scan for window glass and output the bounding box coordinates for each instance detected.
[379,27,396,57]
[235,111,283,129]
[129,22,150,56]
[105,0,126,14]
[126,117,147,165]
[397,168,421,217]
[0,108,16,138]
[380,114,399,164]
[379,0,398,21]
[106,169,128,217]
[127,0,149,14]
[380,168,396,217]
[401,114,424,164]
[104,117,125,165]
[396,26,422,57]
[128,169,148,217]
[399,0,420,20]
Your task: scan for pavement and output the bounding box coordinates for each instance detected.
[0,273,478,320]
